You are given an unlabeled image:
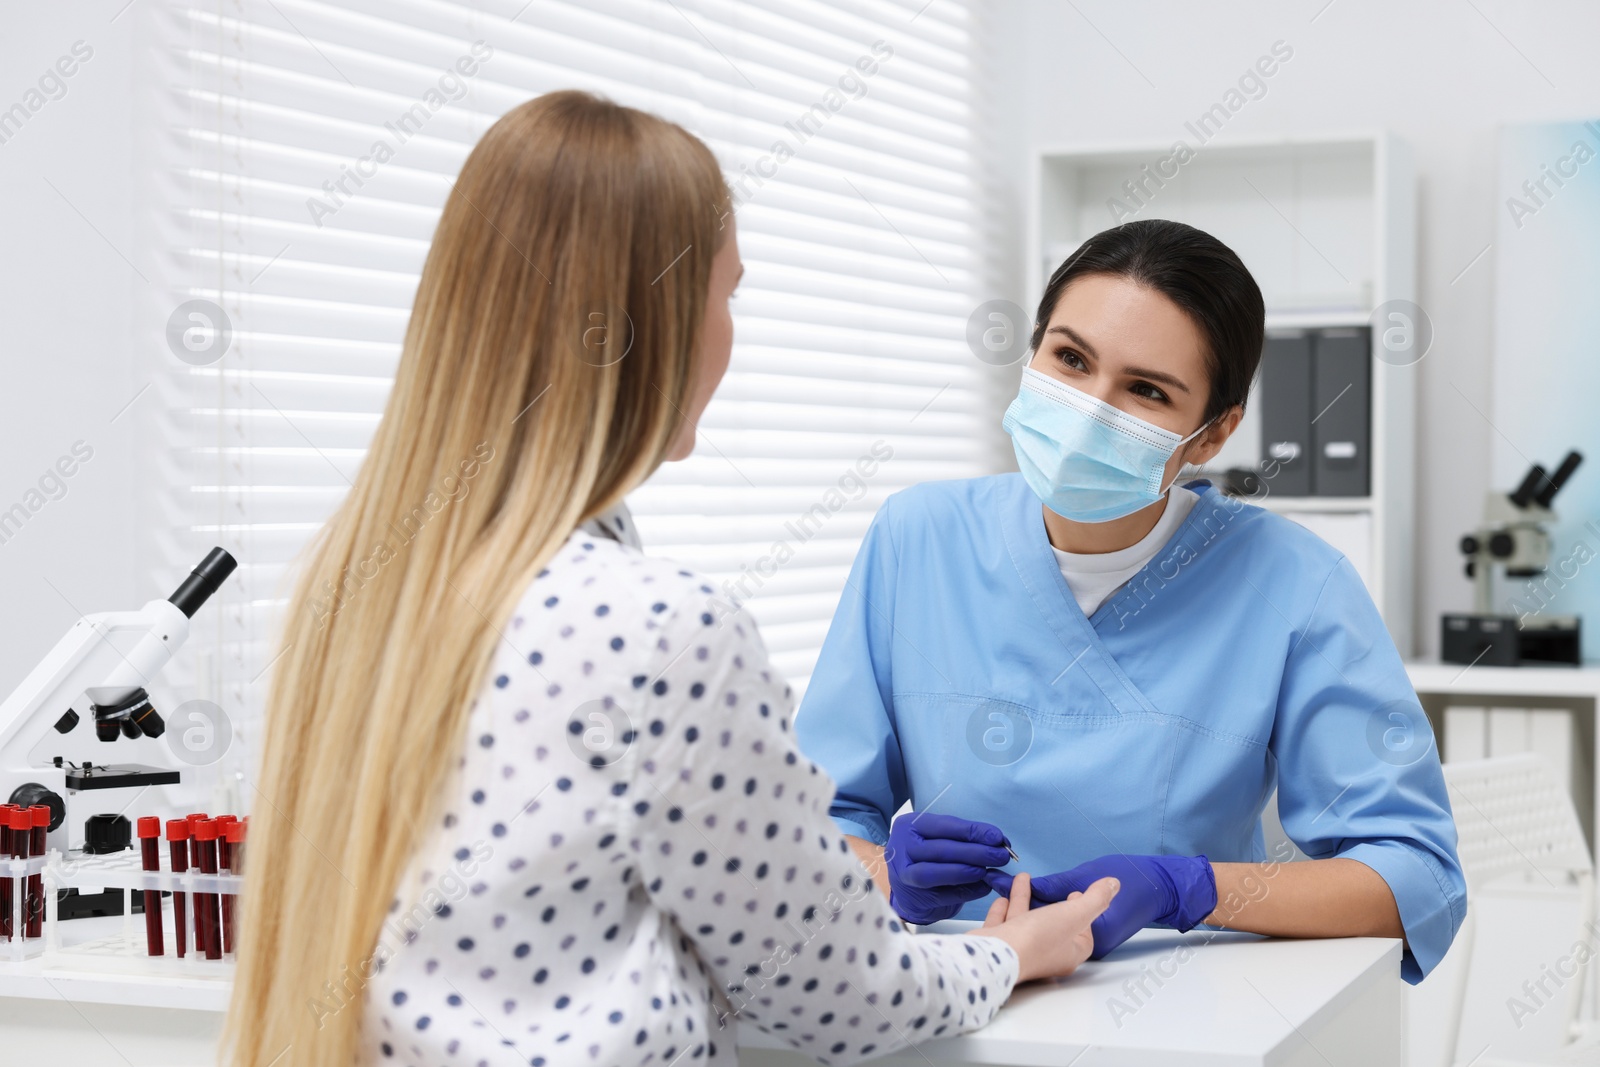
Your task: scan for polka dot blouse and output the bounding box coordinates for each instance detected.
[362,527,1019,1066]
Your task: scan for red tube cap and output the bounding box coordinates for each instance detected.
[137,816,161,838]
[31,806,49,827]
[10,809,30,831]
[166,818,190,841]
[195,818,219,842]
[224,821,245,844]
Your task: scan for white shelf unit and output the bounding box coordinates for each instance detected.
[1028,133,1419,654]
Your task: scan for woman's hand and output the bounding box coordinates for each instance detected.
[984,854,1215,960]
[968,872,1121,983]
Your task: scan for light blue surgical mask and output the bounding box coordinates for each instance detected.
[1003,367,1210,523]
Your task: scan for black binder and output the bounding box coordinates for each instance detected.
[1259,331,1313,496]
[1310,328,1371,497]
[1256,327,1372,498]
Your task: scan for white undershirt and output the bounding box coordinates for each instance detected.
[1051,486,1200,617]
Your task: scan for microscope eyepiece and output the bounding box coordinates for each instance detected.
[1533,451,1583,509]
[168,547,238,619]
[1508,452,1584,510]
[1509,465,1547,509]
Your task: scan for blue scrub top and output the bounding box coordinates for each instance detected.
[796,474,1466,983]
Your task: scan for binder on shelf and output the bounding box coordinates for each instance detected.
[1311,328,1372,497]
[1257,326,1373,497]
[1259,331,1313,497]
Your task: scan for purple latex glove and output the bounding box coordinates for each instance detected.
[884,812,1014,925]
[984,854,1216,959]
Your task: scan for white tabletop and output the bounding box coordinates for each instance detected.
[739,928,1402,1067]
[1406,659,1600,697]
[2,920,1402,1065]
[0,913,232,1012]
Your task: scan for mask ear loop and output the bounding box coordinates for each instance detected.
[1158,414,1220,496]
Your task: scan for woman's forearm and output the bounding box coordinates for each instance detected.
[1205,857,1403,939]
[846,834,893,903]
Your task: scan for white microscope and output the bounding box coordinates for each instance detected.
[0,548,236,855]
[1444,452,1584,666]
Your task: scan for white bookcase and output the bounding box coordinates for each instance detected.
[1027,132,1419,654]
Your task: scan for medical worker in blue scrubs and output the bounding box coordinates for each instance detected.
[796,219,1465,983]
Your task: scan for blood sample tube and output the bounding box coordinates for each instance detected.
[186,814,207,949]
[0,804,14,941]
[216,816,238,954]
[10,809,32,939]
[136,816,164,956]
[195,818,221,960]
[225,819,245,871]
[185,813,207,867]
[166,819,189,958]
[26,807,48,939]
[226,820,246,955]
[230,820,247,879]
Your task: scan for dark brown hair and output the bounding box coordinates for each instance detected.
[1031,219,1265,422]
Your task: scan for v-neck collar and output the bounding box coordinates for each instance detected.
[999,477,1229,715]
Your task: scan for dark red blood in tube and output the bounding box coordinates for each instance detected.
[195,818,221,960]
[10,810,32,939]
[186,814,207,949]
[28,806,46,852]
[166,819,189,958]
[185,813,206,867]
[26,807,47,938]
[0,803,14,941]
[137,816,163,956]
[223,819,246,954]
[217,815,238,954]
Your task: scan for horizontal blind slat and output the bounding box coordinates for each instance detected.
[164,0,981,708]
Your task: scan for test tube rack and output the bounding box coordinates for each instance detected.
[0,851,48,963]
[0,849,241,974]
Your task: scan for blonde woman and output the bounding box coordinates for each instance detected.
[226,91,1118,1067]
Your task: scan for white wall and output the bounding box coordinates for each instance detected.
[1490,121,1600,657]
[0,2,143,694]
[5,0,1598,698]
[984,0,1600,656]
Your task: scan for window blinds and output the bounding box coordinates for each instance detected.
[160,0,989,752]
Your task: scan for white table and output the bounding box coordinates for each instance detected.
[0,914,225,1066]
[1405,660,1600,1027]
[1406,660,1599,853]
[0,920,1402,1067]
[740,928,1403,1067]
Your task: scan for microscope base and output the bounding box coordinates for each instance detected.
[1441,612,1581,667]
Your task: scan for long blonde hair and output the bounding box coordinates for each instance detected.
[225,91,730,1067]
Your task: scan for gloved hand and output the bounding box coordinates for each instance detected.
[885,812,1015,925]
[984,854,1216,959]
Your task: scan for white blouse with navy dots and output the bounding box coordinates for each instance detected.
[362,518,1019,1066]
